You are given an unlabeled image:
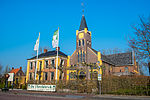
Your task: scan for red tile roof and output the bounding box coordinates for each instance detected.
[9,68,20,74]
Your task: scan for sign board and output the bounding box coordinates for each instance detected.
[27,84,56,91]
[8,73,14,81]
[98,74,102,81]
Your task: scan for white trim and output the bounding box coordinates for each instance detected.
[28,56,67,62]
[78,30,90,33]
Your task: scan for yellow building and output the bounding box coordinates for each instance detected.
[26,48,68,83]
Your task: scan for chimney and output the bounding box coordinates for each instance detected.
[12,67,14,70]
[44,49,48,53]
[20,67,22,70]
[56,47,60,51]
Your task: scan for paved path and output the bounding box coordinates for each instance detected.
[0,89,150,100]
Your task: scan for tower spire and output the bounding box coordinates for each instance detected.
[79,15,88,31]
[79,1,88,31]
[81,2,84,15]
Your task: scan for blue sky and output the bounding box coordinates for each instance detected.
[0,0,150,74]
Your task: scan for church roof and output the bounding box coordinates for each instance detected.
[101,54,115,65]
[28,50,68,60]
[105,52,133,66]
[89,48,133,66]
[79,15,88,31]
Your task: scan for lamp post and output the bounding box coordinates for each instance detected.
[97,61,102,95]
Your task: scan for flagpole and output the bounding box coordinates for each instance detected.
[35,32,40,80]
[55,27,59,83]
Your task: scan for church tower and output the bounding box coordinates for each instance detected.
[75,15,92,63]
[70,14,99,66]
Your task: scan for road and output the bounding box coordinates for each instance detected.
[0,90,150,100]
[0,93,81,100]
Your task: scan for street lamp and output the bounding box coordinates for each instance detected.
[97,61,102,95]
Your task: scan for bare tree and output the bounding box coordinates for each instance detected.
[4,65,10,74]
[100,48,125,55]
[128,16,150,74]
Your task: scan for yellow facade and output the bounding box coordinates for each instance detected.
[84,28,87,33]
[26,61,30,83]
[97,52,102,66]
[26,56,65,82]
[66,70,70,80]
[78,33,84,39]
[76,30,78,35]
[67,56,70,67]
[40,60,45,81]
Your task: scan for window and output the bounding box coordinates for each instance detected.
[45,72,48,80]
[79,40,81,46]
[93,71,98,79]
[39,75,41,80]
[30,62,33,69]
[83,52,85,62]
[59,73,62,80]
[29,73,32,80]
[51,59,55,68]
[51,72,54,80]
[82,39,84,46]
[16,78,18,84]
[45,60,48,68]
[80,51,82,62]
[35,61,36,69]
[125,67,129,73]
[78,53,80,63]
[60,60,64,67]
[69,72,74,79]
[39,61,42,71]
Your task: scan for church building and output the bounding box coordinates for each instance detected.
[66,15,139,80]
[26,15,139,83]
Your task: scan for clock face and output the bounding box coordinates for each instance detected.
[78,33,84,39]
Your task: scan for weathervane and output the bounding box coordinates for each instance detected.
[81,2,84,15]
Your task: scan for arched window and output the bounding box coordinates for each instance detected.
[69,72,74,79]
[78,40,81,46]
[82,39,84,46]
[83,52,85,62]
[78,53,80,63]
[81,51,82,62]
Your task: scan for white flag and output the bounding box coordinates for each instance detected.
[34,33,40,51]
[52,28,59,48]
